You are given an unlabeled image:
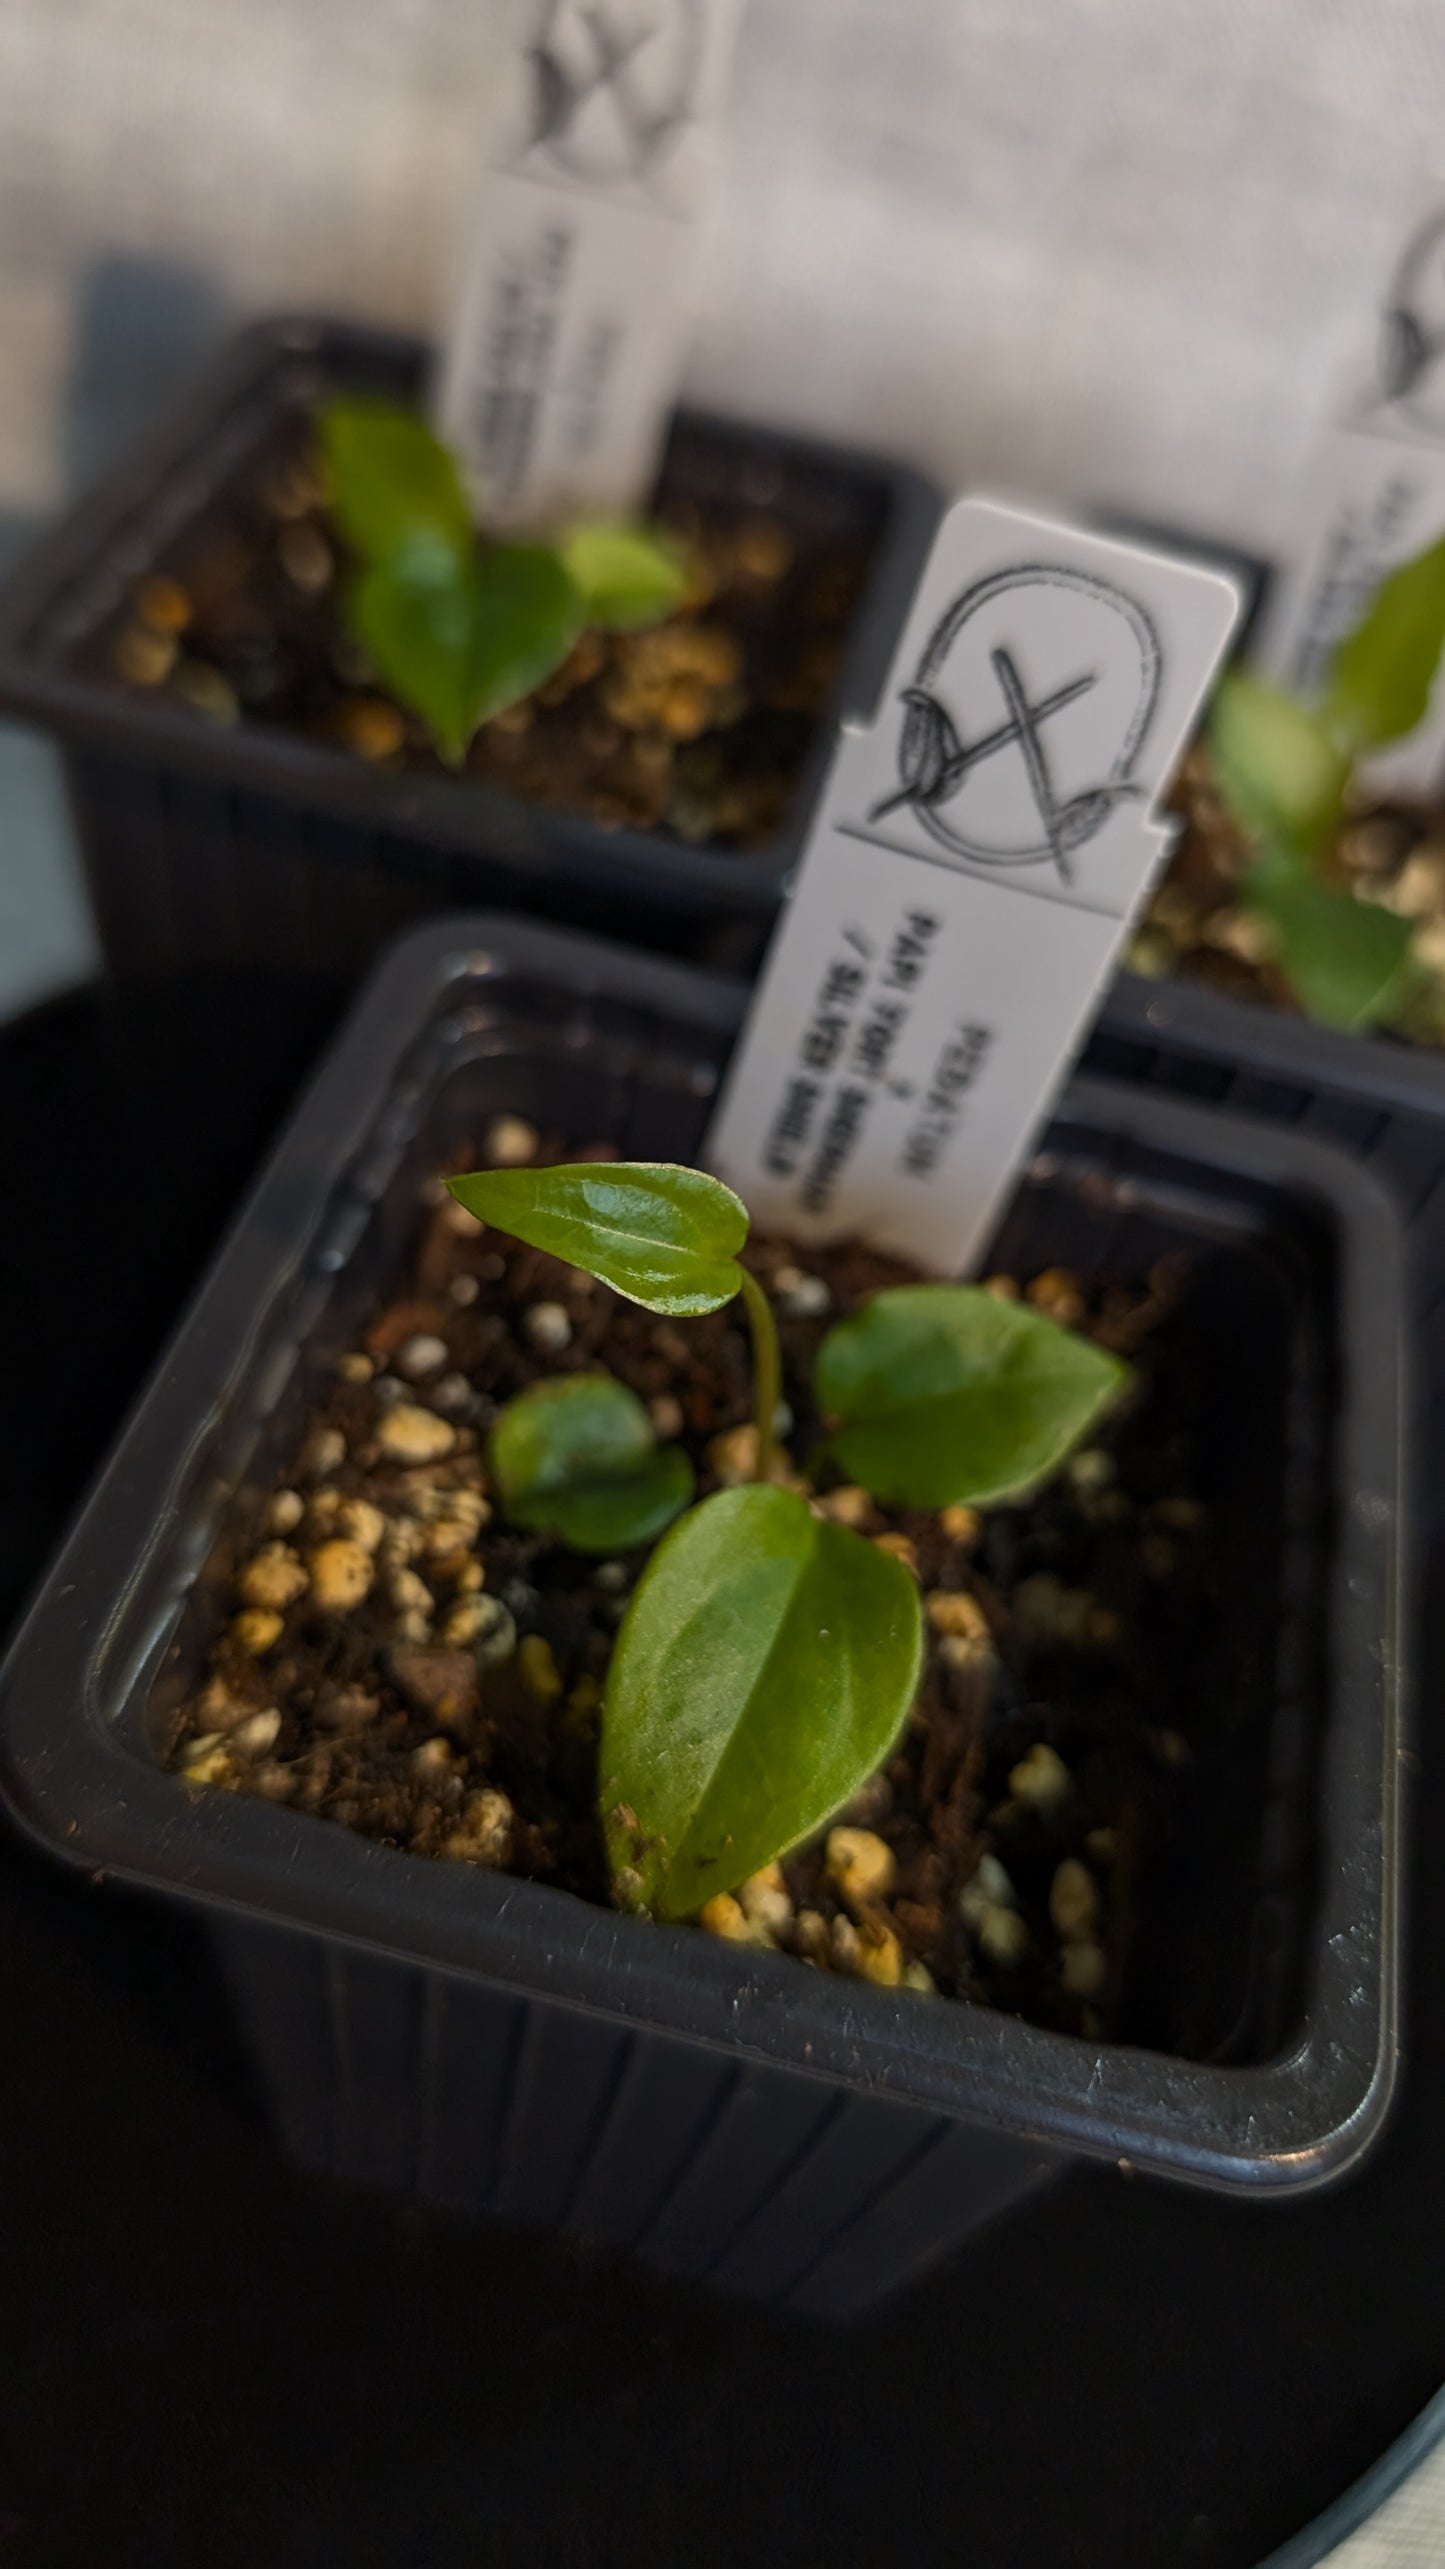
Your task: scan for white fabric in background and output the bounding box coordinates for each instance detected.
[0,0,1442,562]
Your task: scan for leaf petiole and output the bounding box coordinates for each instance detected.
[736,1264,782,1486]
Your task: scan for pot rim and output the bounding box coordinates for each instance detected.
[1108,962,1445,1105]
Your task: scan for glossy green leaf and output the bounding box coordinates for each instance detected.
[1244,858,1416,1030]
[349,540,475,764]
[489,1374,693,1551]
[601,1484,922,1917]
[351,539,583,762]
[1209,669,1349,863]
[445,1161,749,1314]
[1324,534,1445,754]
[558,520,690,630]
[317,400,473,566]
[814,1284,1128,1509]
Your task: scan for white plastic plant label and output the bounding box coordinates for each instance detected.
[435,0,746,528]
[1257,188,1445,797]
[707,500,1240,1273]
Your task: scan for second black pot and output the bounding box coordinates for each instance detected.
[1092,965,1445,1540]
[0,317,937,1007]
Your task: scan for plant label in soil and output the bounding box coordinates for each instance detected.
[708,499,1240,1271]
[434,0,746,527]
[1258,184,1445,798]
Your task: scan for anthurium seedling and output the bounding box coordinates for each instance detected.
[316,401,690,765]
[446,1159,1127,1921]
[1209,532,1445,1029]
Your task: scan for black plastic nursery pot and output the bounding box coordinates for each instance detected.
[1091,967,1445,1540]
[0,317,938,1022]
[0,918,1406,2321]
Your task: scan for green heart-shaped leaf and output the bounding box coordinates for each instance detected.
[814,1284,1129,1509]
[445,1162,749,1314]
[1244,857,1416,1030]
[489,1373,694,1551]
[1324,533,1445,755]
[1209,669,1350,864]
[317,399,473,565]
[352,538,584,763]
[559,520,690,630]
[462,541,586,727]
[349,539,471,760]
[602,1484,922,1917]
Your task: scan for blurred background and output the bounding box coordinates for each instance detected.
[5,0,1445,1016]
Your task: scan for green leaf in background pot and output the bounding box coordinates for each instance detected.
[489,1374,694,1551]
[350,539,477,764]
[317,400,473,565]
[814,1284,1128,1509]
[1244,859,1416,1030]
[352,539,583,763]
[461,541,584,723]
[559,520,690,630]
[445,1162,749,1314]
[1209,669,1349,862]
[601,1484,922,1918]
[1324,534,1445,754]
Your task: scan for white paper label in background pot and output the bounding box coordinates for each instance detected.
[707,501,1240,1273]
[1258,187,1445,798]
[435,0,745,528]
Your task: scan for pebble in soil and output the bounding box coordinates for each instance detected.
[97,415,871,854]
[170,1118,1253,2056]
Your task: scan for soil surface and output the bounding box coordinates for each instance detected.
[95,418,870,852]
[170,1123,1256,2058]
[1131,742,1445,1046]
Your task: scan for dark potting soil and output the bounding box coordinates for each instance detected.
[1131,741,1445,1046]
[92,418,870,852]
[168,1124,1273,2065]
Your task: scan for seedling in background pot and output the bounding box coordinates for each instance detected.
[316,401,690,764]
[446,1159,1128,1923]
[1209,533,1445,1029]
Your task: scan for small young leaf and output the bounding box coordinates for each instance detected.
[317,400,473,566]
[1244,861,1416,1030]
[559,520,690,630]
[601,1484,923,1918]
[445,1162,749,1315]
[814,1285,1128,1509]
[350,539,478,764]
[489,1374,694,1552]
[1323,534,1445,754]
[462,542,585,724]
[352,539,584,762]
[541,1448,695,1552]
[1209,669,1349,863]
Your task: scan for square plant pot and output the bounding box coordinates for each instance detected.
[0,917,1406,2320]
[1091,969,1445,1540]
[0,316,938,1023]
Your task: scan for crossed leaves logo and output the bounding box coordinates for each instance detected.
[1373,200,1445,435]
[870,564,1163,885]
[522,0,706,189]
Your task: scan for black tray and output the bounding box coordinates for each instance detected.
[1092,968,1445,1537]
[0,316,938,1000]
[0,964,1436,2566]
[0,917,1406,2327]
